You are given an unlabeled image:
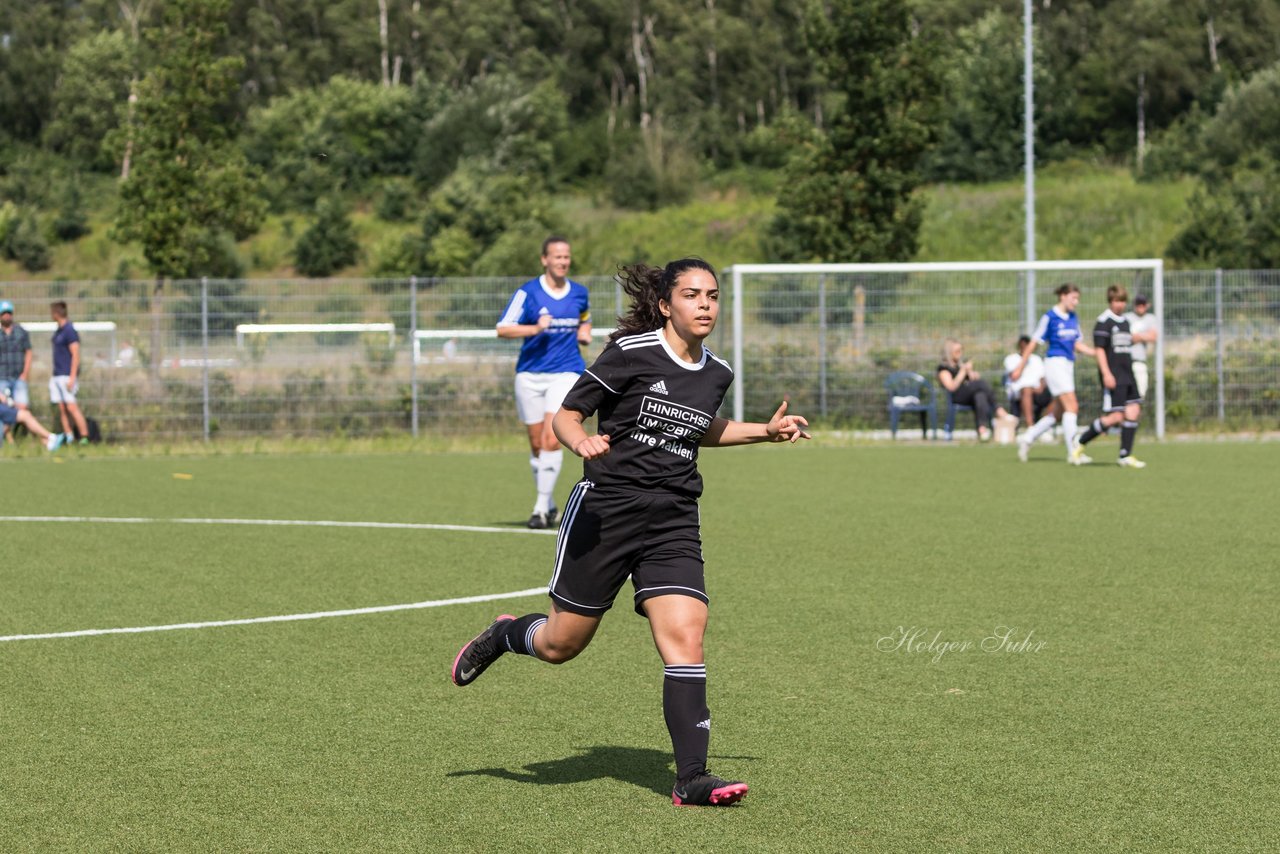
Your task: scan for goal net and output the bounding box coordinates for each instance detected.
[723,260,1165,437]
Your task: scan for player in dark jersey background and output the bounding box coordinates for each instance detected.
[452,257,810,808]
[1073,284,1147,468]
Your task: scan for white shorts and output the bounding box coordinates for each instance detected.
[1044,357,1076,397]
[515,372,578,425]
[50,376,78,405]
[0,379,29,407]
[1133,362,1149,399]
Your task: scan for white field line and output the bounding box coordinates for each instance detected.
[0,587,546,643]
[0,515,557,536]
[0,514,551,643]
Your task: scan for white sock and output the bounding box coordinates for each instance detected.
[1062,411,1078,451]
[534,449,563,514]
[1022,414,1057,444]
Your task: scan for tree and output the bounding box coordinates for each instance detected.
[293,197,360,277]
[111,0,265,377]
[768,0,940,262]
[1166,64,1280,267]
[43,30,134,169]
[926,10,1027,182]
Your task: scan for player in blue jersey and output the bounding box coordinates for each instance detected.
[453,257,810,808]
[497,237,593,528]
[1013,283,1097,464]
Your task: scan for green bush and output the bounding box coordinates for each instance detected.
[293,198,360,277]
[6,215,51,271]
[375,178,415,222]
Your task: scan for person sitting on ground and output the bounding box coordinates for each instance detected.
[1003,334,1053,428]
[937,338,1017,441]
[0,392,63,451]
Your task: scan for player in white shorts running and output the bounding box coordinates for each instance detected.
[1012,283,1097,464]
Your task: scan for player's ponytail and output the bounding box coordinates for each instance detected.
[610,258,718,341]
[1054,282,1080,299]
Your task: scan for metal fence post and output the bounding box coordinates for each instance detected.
[1214,268,1225,423]
[201,276,210,441]
[732,266,744,422]
[410,275,419,438]
[818,273,828,418]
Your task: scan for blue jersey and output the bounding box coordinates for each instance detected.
[1031,308,1082,360]
[52,322,79,376]
[498,276,591,374]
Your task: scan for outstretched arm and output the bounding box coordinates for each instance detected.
[700,400,811,447]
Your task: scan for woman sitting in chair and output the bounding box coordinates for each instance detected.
[937,338,1016,441]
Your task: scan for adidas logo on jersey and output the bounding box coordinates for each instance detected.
[648,380,669,395]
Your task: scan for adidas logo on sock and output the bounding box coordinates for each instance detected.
[649,380,669,395]
[696,718,711,731]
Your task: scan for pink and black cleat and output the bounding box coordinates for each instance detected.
[672,772,749,807]
[451,615,515,686]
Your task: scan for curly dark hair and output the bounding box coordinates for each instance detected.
[609,258,718,342]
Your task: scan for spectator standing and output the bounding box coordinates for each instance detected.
[496,237,592,529]
[49,301,90,446]
[0,300,32,411]
[1125,294,1159,399]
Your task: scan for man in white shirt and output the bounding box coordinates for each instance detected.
[1125,294,1159,399]
[1003,334,1051,429]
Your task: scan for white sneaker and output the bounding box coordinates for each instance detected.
[1117,456,1147,469]
[1068,445,1093,466]
[1017,438,1030,463]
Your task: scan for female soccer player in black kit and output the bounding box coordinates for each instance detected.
[450,257,810,807]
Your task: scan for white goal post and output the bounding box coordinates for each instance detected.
[25,321,119,366]
[412,327,616,364]
[235,322,397,348]
[725,260,1165,437]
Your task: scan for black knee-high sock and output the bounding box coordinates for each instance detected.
[1120,420,1138,457]
[664,664,709,783]
[499,614,548,657]
[1079,418,1104,446]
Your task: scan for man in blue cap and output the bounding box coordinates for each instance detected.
[0,299,33,412]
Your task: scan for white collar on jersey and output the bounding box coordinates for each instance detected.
[1101,309,1125,322]
[658,327,709,370]
[1052,306,1072,319]
[538,274,571,299]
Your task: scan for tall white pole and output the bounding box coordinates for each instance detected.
[1024,0,1036,332]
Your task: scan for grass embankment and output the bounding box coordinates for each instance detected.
[1,164,1196,282]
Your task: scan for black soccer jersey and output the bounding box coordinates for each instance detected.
[560,329,734,498]
[1093,310,1135,380]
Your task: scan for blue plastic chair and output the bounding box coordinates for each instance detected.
[942,388,975,440]
[885,371,936,439]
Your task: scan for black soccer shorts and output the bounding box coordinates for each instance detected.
[548,480,708,618]
[1102,376,1142,412]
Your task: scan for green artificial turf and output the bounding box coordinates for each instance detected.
[1,443,1276,851]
